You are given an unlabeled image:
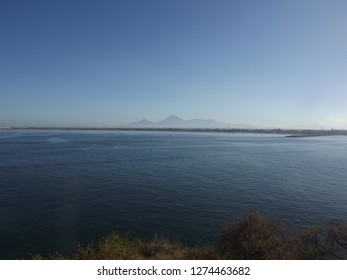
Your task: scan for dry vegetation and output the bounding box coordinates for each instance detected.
[32,212,347,260]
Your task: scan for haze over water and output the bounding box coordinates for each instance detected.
[1,130,347,259]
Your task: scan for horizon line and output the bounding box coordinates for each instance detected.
[2,126,347,133]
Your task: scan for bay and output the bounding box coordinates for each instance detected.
[0,130,347,259]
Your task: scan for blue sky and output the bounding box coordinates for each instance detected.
[1,0,346,128]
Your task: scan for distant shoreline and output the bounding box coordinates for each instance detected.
[1,127,347,137]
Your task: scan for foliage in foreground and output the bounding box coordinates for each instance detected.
[32,213,347,260]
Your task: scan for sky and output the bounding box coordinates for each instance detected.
[1,0,347,128]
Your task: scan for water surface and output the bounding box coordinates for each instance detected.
[0,130,347,259]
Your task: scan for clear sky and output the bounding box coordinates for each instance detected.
[1,0,346,128]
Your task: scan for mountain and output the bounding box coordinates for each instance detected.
[185,118,226,128]
[129,119,154,127]
[157,115,185,126]
[128,115,230,128]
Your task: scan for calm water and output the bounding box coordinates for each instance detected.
[1,130,347,259]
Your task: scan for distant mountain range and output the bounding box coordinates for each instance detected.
[129,115,254,129]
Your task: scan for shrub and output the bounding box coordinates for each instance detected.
[73,233,143,260]
[301,221,347,259]
[219,212,297,259]
[31,213,347,260]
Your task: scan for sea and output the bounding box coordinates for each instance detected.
[0,130,347,259]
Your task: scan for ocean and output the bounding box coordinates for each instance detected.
[0,130,347,259]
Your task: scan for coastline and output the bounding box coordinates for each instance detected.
[2,127,347,138]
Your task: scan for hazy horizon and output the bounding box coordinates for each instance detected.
[1,1,347,129]
[2,113,344,130]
